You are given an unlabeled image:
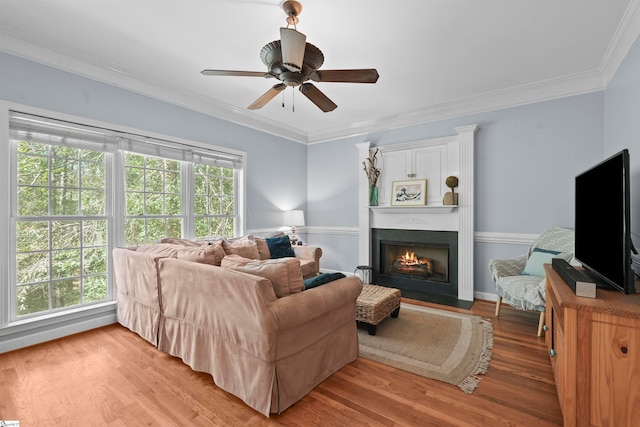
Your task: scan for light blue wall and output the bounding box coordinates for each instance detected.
[604,35,640,273]
[2,31,639,301]
[0,52,308,231]
[307,93,605,295]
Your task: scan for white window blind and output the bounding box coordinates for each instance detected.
[9,111,118,153]
[10,111,244,170]
[193,150,243,169]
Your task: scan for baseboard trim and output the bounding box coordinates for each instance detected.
[0,303,117,353]
[474,291,500,302]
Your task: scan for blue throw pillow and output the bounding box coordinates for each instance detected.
[531,247,561,255]
[522,248,564,277]
[266,235,295,258]
[304,272,346,290]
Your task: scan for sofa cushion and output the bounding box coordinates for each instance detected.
[255,238,271,260]
[221,254,304,297]
[254,232,285,260]
[159,237,202,247]
[303,272,346,290]
[136,243,180,257]
[266,235,295,259]
[221,235,260,259]
[175,241,225,266]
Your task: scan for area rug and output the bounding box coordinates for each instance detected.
[357,303,493,394]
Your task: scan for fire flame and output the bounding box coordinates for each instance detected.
[402,251,421,265]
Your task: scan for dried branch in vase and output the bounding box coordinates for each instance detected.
[363,148,381,187]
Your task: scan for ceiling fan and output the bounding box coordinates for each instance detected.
[201,0,379,112]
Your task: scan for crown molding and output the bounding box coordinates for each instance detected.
[3,0,640,147]
[601,0,640,86]
[0,33,309,144]
[305,69,606,143]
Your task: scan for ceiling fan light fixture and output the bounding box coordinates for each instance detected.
[201,0,379,113]
[280,27,306,72]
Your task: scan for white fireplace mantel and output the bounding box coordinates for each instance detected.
[357,124,477,302]
[369,206,457,214]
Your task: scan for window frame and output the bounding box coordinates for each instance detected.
[0,102,246,331]
[10,138,114,320]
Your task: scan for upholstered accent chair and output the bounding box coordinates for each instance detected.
[488,227,576,336]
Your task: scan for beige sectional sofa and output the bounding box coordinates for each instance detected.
[112,236,362,416]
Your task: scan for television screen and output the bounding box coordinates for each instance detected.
[575,149,634,294]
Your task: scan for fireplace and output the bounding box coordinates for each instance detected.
[372,228,458,303]
[357,126,476,305]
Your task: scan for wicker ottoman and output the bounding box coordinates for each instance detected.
[356,284,401,335]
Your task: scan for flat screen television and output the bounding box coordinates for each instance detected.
[575,149,635,294]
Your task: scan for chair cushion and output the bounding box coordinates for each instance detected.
[495,275,546,311]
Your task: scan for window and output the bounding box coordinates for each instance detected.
[14,141,110,317]
[7,110,244,322]
[123,153,183,245]
[194,164,235,238]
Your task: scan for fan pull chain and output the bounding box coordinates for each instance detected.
[280,87,295,112]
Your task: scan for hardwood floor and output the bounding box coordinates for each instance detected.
[0,300,562,426]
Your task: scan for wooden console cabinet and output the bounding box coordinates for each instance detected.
[544,264,640,427]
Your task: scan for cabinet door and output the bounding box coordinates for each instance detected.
[588,316,640,427]
[553,310,566,411]
[379,150,410,206]
[380,146,449,206]
[413,146,447,205]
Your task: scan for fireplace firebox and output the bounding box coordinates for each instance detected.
[372,228,458,303]
[382,242,449,282]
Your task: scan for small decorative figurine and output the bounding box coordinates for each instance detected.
[443,175,459,205]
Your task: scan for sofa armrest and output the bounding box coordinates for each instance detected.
[268,276,362,331]
[112,247,165,345]
[487,254,528,282]
[112,248,162,307]
[292,245,321,261]
[292,245,322,276]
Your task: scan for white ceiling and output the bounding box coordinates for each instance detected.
[1,0,639,143]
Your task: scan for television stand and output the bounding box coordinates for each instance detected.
[544,264,640,426]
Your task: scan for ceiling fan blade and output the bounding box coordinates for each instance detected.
[247,84,286,110]
[310,69,379,83]
[299,83,337,112]
[201,69,268,77]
